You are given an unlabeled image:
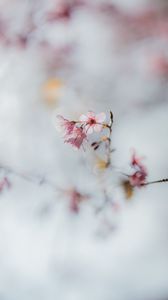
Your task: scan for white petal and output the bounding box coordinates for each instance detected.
[79,114,88,122]
[94,124,103,132]
[85,125,93,134]
[96,112,106,123]
[87,111,95,118]
[55,115,64,133]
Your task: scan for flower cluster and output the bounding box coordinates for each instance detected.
[0,109,167,216]
[56,111,106,149]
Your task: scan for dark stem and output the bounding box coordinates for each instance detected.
[106,111,113,166]
[143,178,168,186]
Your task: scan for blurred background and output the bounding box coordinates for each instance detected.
[0,0,168,299]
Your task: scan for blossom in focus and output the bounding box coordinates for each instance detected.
[56,115,76,136]
[64,126,87,149]
[129,152,147,187]
[79,111,106,134]
[56,115,86,149]
[56,111,106,149]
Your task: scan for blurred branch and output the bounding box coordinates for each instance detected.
[0,164,58,190]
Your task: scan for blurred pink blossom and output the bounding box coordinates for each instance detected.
[149,54,168,78]
[69,188,86,213]
[0,177,11,192]
[46,0,85,22]
[129,151,147,187]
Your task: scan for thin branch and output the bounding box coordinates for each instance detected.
[0,164,58,191]
[143,178,168,186]
[106,111,113,166]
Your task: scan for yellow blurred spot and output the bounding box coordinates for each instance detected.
[122,180,134,200]
[96,158,108,170]
[43,78,63,107]
[101,135,108,142]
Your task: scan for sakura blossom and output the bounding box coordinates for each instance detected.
[129,152,148,187]
[131,151,145,168]
[0,1,168,300]
[79,111,106,134]
[56,114,87,149]
[64,126,87,149]
[56,111,108,149]
[56,115,76,136]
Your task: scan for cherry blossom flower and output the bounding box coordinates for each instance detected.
[63,187,89,213]
[56,115,86,149]
[64,126,86,149]
[129,171,147,187]
[131,151,144,167]
[69,188,86,213]
[129,152,147,187]
[79,111,106,134]
[56,115,76,136]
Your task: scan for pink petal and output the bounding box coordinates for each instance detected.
[94,124,103,132]
[96,112,106,123]
[79,114,88,122]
